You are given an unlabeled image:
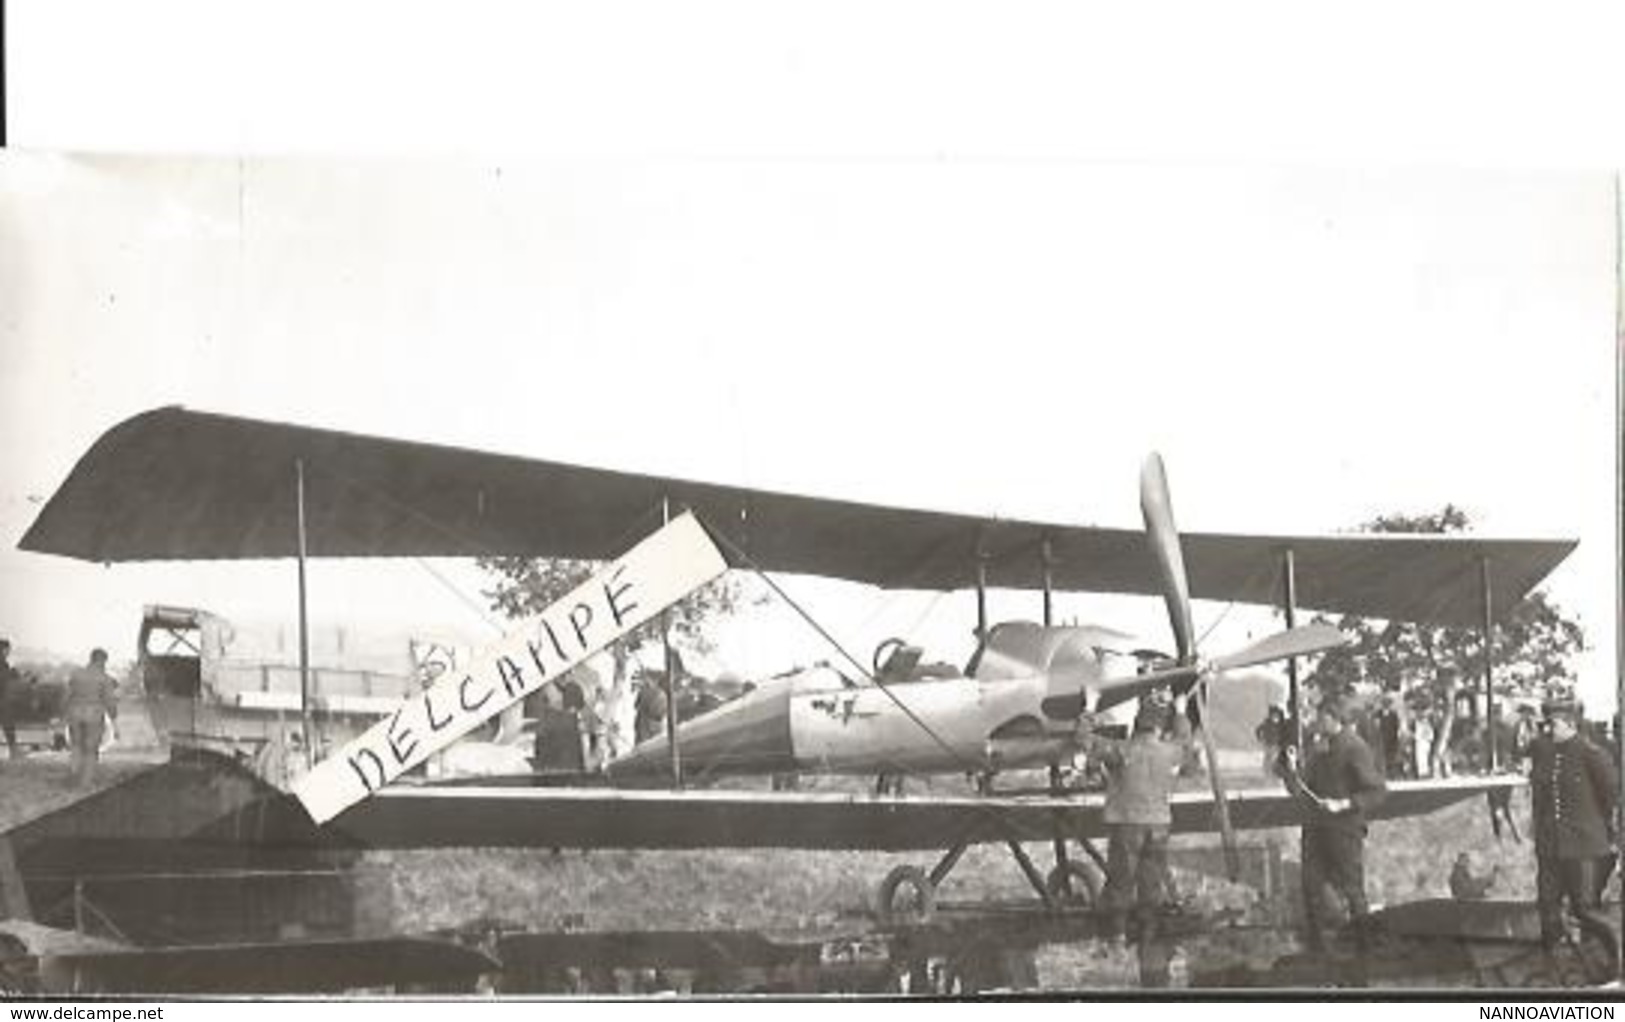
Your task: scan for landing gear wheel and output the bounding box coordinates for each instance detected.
[876,865,937,925]
[1045,860,1102,908]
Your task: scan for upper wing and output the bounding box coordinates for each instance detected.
[20,407,1575,626]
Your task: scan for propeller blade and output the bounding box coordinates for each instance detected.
[1195,679,1241,880]
[1210,623,1349,673]
[1140,453,1196,665]
[1073,624,1344,718]
[1088,664,1201,714]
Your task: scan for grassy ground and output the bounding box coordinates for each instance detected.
[369,784,1548,989]
[374,776,1542,930]
[0,753,161,832]
[0,739,1556,990]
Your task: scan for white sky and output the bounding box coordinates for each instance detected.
[2,2,1621,707]
[2,156,1615,706]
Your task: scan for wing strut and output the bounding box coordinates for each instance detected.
[1041,537,1055,627]
[1480,556,1497,772]
[661,497,684,788]
[975,547,989,643]
[295,457,315,771]
[1282,548,1303,752]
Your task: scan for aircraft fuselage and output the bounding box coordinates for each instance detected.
[607,621,1142,779]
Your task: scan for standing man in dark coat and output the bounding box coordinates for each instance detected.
[1283,694,1388,952]
[633,676,668,744]
[1528,696,1618,950]
[0,639,26,760]
[532,676,588,773]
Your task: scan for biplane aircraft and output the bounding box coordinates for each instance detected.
[15,407,1575,928]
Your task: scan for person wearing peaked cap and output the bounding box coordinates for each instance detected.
[1529,693,1618,951]
[1283,693,1387,954]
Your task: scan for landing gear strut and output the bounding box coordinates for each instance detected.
[870,816,1105,923]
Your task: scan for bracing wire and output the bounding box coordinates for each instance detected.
[412,557,508,637]
[296,464,1085,815]
[1198,554,1287,649]
[705,524,985,776]
[301,460,663,638]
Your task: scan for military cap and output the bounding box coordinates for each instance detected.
[1541,694,1580,721]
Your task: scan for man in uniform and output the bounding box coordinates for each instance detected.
[532,676,588,773]
[634,675,669,744]
[66,647,119,788]
[1528,695,1617,951]
[1078,691,1195,945]
[1284,694,1387,953]
[0,639,26,760]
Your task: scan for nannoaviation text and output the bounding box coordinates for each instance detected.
[1481,1009,1614,1020]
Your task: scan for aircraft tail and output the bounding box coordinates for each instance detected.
[605,681,798,780]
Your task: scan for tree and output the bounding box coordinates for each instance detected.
[1306,505,1583,774]
[476,555,756,672]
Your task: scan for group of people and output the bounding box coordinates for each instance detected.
[1279,691,1621,959]
[0,638,121,787]
[528,669,676,773]
[1086,682,1621,964]
[1259,692,1506,784]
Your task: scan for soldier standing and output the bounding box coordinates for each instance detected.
[1528,696,1617,951]
[1079,692,1195,946]
[634,676,668,744]
[1284,694,1387,953]
[66,648,119,788]
[0,639,26,760]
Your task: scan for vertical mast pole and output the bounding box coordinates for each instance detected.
[1480,557,1496,773]
[1612,172,1623,984]
[662,498,683,788]
[1282,548,1303,751]
[1039,536,1071,886]
[295,458,314,771]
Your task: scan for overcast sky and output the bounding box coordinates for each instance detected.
[1,154,1615,705]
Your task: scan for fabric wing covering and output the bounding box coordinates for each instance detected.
[21,407,1575,628]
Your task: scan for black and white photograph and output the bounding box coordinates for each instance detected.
[1,1,1622,1004]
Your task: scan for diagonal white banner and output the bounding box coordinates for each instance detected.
[291,512,727,823]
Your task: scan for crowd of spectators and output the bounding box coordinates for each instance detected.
[1260,685,1617,783]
